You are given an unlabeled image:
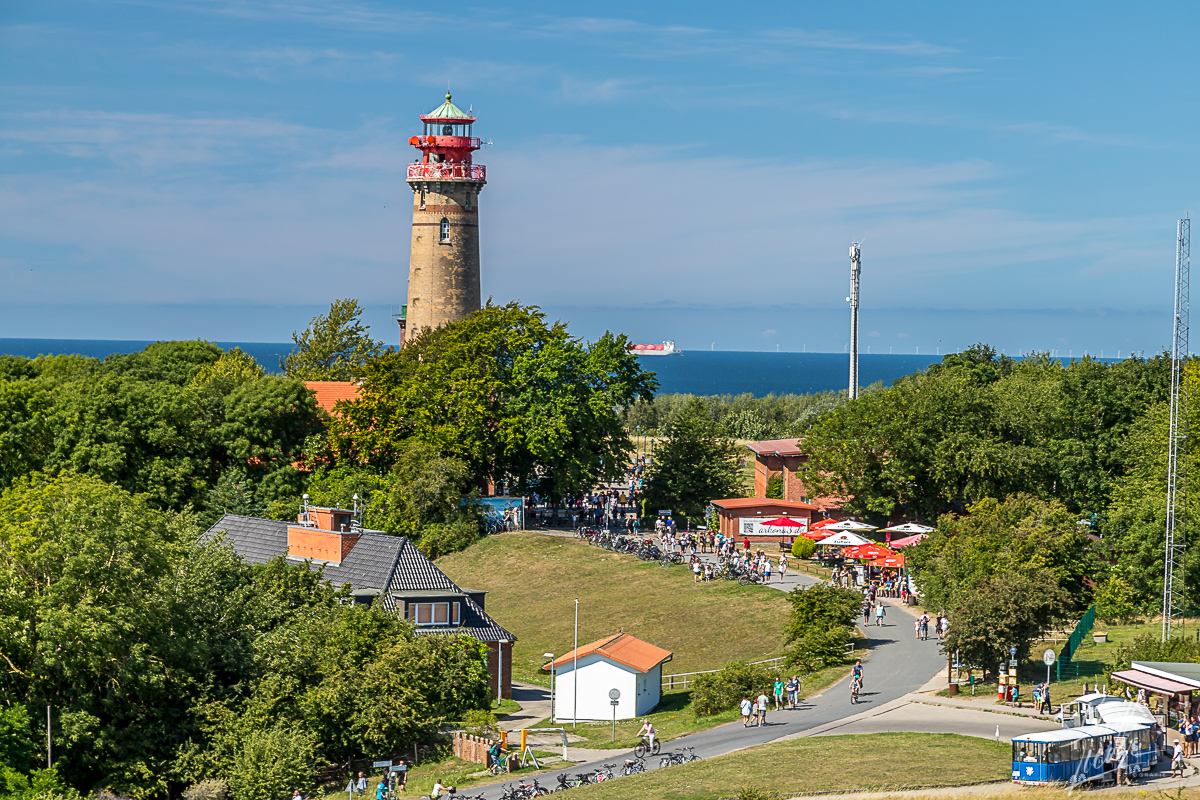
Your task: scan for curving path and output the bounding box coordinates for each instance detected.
[470,546,947,797]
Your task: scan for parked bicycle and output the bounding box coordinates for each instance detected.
[621,757,645,776]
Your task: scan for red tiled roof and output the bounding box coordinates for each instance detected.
[544,633,673,674]
[744,438,804,457]
[306,381,360,415]
[710,497,818,511]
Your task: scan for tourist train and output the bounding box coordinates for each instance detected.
[1011,717,1160,785]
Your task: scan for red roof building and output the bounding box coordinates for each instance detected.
[305,381,360,416]
[544,633,673,720]
[743,438,847,516]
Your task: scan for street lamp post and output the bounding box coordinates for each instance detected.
[543,653,556,722]
[573,598,579,728]
[497,639,509,706]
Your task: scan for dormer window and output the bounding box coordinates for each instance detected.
[409,601,460,626]
[440,218,450,242]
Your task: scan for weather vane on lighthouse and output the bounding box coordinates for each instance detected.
[399,93,486,344]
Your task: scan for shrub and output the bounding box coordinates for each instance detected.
[461,710,498,738]
[737,787,773,800]
[790,538,816,559]
[765,472,783,499]
[228,726,316,800]
[1095,576,1137,625]
[691,662,781,717]
[183,780,229,800]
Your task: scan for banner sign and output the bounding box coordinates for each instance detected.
[738,518,809,537]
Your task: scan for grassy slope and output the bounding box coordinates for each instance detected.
[568,732,1010,800]
[436,533,793,685]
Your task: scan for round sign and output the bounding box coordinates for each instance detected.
[1009,645,1018,656]
[608,688,621,700]
[1043,649,1056,666]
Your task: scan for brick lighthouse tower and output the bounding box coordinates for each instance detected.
[401,93,486,342]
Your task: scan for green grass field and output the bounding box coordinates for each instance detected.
[436,532,794,686]
[566,732,1011,799]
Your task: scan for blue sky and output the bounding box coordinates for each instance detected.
[1,1,1195,354]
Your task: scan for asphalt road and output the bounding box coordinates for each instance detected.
[471,567,948,797]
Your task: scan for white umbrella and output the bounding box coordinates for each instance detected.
[818,531,871,547]
[879,522,934,534]
[823,519,877,532]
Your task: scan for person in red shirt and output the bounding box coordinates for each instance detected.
[744,537,750,551]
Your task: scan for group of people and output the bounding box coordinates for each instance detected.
[355,765,408,800]
[739,676,804,727]
[912,612,948,641]
[830,566,908,600]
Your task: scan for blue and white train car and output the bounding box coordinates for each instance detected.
[1012,720,1158,785]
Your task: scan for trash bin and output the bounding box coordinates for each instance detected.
[948,683,959,696]
[907,595,918,607]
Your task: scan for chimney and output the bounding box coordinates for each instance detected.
[287,502,361,563]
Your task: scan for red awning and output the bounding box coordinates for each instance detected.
[1111,669,1197,696]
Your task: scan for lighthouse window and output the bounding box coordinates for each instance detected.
[419,189,426,210]
[442,125,453,135]
[440,218,450,242]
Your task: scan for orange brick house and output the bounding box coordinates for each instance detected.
[744,438,847,516]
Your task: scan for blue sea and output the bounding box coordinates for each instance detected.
[0,337,946,396]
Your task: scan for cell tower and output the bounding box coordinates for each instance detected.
[1162,216,1190,641]
[848,243,862,400]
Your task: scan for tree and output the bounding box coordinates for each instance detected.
[281,299,384,381]
[641,398,744,521]
[943,570,1065,669]
[908,494,1097,618]
[332,302,656,500]
[783,584,861,672]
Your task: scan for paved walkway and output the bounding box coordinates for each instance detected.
[470,535,948,798]
[497,682,552,732]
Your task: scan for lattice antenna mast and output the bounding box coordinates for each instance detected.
[848,243,862,400]
[1163,216,1190,641]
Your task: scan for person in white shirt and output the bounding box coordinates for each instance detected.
[756,691,769,726]
[740,696,753,727]
[1173,740,1185,777]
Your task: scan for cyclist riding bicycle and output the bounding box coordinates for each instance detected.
[638,719,656,750]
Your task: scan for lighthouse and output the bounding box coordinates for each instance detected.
[402,93,486,341]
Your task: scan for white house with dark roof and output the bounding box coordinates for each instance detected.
[205,503,516,698]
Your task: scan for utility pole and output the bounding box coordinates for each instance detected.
[1163,216,1190,641]
[848,243,862,400]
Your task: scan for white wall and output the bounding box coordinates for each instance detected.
[554,654,643,721]
[636,664,663,717]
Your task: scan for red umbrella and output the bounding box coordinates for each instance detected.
[811,518,839,529]
[841,544,895,560]
[760,516,807,528]
[869,554,905,568]
[804,529,834,540]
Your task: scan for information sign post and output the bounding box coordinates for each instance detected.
[1043,648,1056,685]
[609,689,621,742]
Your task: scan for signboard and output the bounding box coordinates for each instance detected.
[738,518,809,537]
[1009,659,1018,667]
[372,760,392,768]
[1009,646,1018,656]
[475,497,524,530]
[1043,649,1056,666]
[658,510,672,516]
[609,688,621,700]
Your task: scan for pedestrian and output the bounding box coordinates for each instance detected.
[914,616,921,640]
[395,761,407,793]
[740,696,753,727]
[430,779,454,799]
[744,537,750,551]
[376,776,389,800]
[779,554,788,582]
[786,675,799,709]
[1115,743,1129,785]
[773,676,785,710]
[763,559,772,582]
[852,659,864,689]
[1040,685,1051,716]
[293,792,303,800]
[356,773,368,794]
[756,689,769,726]
[874,600,885,626]
[693,560,702,582]
[862,599,871,626]
[1174,739,1185,777]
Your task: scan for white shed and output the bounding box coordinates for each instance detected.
[545,633,673,721]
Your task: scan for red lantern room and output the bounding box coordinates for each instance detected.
[407,93,485,182]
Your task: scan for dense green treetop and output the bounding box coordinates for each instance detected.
[640,397,745,521]
[281,299,384,381]
[803,346,1172,520]
[331,302,657,500]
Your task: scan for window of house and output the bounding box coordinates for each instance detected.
[440,218,450,242]
[409,601,460,626]
[419,189,426,210]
